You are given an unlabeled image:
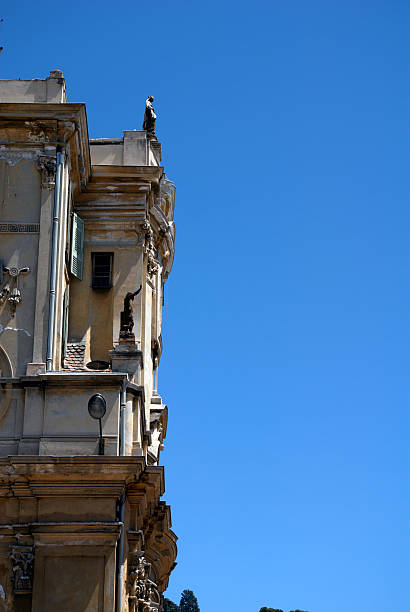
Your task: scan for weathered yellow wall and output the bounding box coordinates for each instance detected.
[69,241,144,363]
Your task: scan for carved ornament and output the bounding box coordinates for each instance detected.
[0,266,30,318]
[58,120,76,143]
[128,554,160,612]
[36,155,56,187]
[142,220,159,281]
[0,223,39,233]
[10,546,34,594]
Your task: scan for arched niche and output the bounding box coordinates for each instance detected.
[0,345,13,378]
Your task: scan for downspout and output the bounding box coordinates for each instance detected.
[117,377,128,611]
[120,379,128,456]
[46,150,65,372]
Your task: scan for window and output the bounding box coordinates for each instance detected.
[91,253,113,289]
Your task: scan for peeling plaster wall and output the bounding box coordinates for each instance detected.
[0,160,41,376]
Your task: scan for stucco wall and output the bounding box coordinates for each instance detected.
[0,160,42,376]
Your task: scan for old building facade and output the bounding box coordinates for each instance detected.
[0,71,177,611]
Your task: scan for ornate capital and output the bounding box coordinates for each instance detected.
[0,265,30,318]
[36,155,56,188]
[10,546,34,594]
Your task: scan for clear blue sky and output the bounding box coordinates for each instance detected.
[3,2,410,611]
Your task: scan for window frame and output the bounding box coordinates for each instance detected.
[91,252,113,290]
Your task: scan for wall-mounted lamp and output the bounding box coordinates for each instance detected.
[88,393,106,455]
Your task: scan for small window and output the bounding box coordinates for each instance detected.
[92,253,113,289]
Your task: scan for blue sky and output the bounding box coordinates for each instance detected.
[3,2,410,610]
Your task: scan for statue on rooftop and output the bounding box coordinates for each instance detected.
[143,96,157,136]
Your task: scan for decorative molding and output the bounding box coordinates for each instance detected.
[10,546,34,594]
[0,223,40,233]
[0,150,41,167]
[0,149,56,187]
[25,121,47,142]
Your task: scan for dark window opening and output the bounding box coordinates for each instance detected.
[92,253,113,289]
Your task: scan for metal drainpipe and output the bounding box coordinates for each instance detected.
[46,150,65,372]
[120,379,128,456]
[117,494,125,612]
[117,378,128,611]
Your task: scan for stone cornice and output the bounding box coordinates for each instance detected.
[0,456,148,499]
[0,454,146,471]
[0,373,144,392]
[0,102,91,195]
[90,165,163,182]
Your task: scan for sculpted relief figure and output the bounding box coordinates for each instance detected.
[149,421,163,464]
[128,555,158,612]
[143,96,157,136]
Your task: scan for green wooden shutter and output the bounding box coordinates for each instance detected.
[62,286,69,360]
[70,213,84,280]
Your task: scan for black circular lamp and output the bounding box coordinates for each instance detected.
[88,394,106,455]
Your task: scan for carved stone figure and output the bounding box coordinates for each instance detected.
[143,220,159,281]
[148,421,163,465]
[128,567,138,612]
[143,96,157,136]
[128,555,158,612]
[120,285,142,339]
[10,546,34,594]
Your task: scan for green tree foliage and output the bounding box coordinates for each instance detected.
[180,589,200,612]
[164,598,180,612]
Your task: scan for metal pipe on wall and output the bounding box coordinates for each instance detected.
[117,378,128,611]
[46,150,65,372]
[120,379,128,456]
[117,495,126,612]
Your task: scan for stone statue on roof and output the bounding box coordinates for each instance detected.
[143,96,156,136]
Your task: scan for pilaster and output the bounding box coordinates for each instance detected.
[30,153,56,370]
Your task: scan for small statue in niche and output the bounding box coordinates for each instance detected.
[142,96,157,136]
[120,285,142,340]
